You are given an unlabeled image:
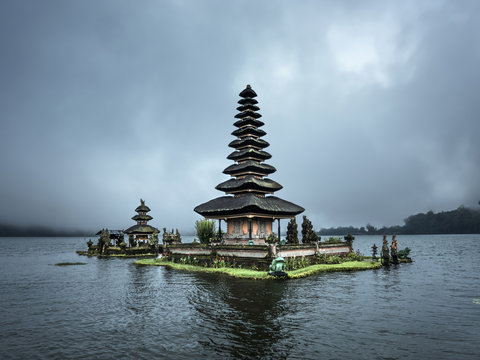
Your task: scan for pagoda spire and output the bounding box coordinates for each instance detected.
[125,199,158,243]
[215,85,283,196]
[195,85,304,225]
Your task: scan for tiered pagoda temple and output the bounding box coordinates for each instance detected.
[194,85,304,244]
[125,199,158,244]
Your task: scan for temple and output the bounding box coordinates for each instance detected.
[194,85,304,244]
[125,199,158,246]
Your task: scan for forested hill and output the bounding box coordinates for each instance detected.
[0,224,93,237]
[319,206,480,235]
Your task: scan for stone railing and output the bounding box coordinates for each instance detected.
[166,241,351,260]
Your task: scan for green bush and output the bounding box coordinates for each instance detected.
[398,247,411,259]
[324,236,342,244]
[195,219,216,244]
[345,250,365,262]
[301,216,319,244]
[316,253,328,263]
[286,217,299,244]
[326,255,341,264]
[285,256,312,270]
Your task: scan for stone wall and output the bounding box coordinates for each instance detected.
[166,241,351,260]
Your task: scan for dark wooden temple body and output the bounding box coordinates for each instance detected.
[195,85,304,244]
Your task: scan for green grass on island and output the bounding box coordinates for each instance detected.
[134,259,382,279]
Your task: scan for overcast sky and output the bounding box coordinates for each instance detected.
[1,0,479,233]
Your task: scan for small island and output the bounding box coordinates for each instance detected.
[77,199,166,258]
[80,86,412,278]
[132,86,411,279]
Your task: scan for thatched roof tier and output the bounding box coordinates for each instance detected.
[233,117,264,128]
[216,176,282,194]
[95,230,124,236]
[194,194,304,218]
[223,160,276,177]
[135,203,151,213]
[239,85,257,98]
[231,126,266,138]
[131,214,153,221]
[236,104,260,112]
[228,137,269,150]
[194,85,304,219]
[124,224,158,234]
[227,148,272,162]
[235,110,262,119]
[237,98,258,105]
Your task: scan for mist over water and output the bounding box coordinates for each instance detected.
[0,235,479,359]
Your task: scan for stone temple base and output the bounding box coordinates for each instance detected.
[224,238,266,245]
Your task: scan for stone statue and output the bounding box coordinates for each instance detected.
[268,257,287,277]
[102,229,110,254]
[96,228,110,255]
[398,247,411,259]
[128,234,135,247]
[371,243,378,260]
[150,229,159,245]
[381,235,390,266]
[162,227,181,244]
[391,235,398,264]
[344,232,355,250]
[266,232,278,243]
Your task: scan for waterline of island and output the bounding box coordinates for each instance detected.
[134,258,383,279]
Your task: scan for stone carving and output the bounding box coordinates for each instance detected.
[391,235,399,264]
[266,232,278,244]
[344,232,355,250]
[150,229,159,245]
[398,247,411,259]
[163,228,182,244]
[371,243,378,260]
[381,235,390,266]
[128,234,136,247]
[268,257,287,277]
[97,228,110,255]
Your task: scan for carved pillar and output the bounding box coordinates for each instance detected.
[277,219,281,242]
[248,219,252,241]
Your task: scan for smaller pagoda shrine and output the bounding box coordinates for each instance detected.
[125,199,158,246]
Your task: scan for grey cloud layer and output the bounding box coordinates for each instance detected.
[0,0,479,232]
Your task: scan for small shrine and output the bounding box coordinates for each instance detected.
[94,229,124,246]
[194,85,304,244]
[125,199,159,246]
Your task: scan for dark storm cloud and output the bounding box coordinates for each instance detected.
[0,0,479,232]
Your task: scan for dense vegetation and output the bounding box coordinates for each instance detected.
[319,206,480,235]
[195,219,216,243]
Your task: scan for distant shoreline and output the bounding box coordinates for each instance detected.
[0,225,93,237]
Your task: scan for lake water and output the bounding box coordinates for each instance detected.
[0,235,479,359]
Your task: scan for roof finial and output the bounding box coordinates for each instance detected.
[246,84,251,88]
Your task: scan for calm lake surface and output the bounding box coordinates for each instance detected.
[0,235,479,359]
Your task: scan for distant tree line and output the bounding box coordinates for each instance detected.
[0,224,93,237]
[318,205,480,235]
